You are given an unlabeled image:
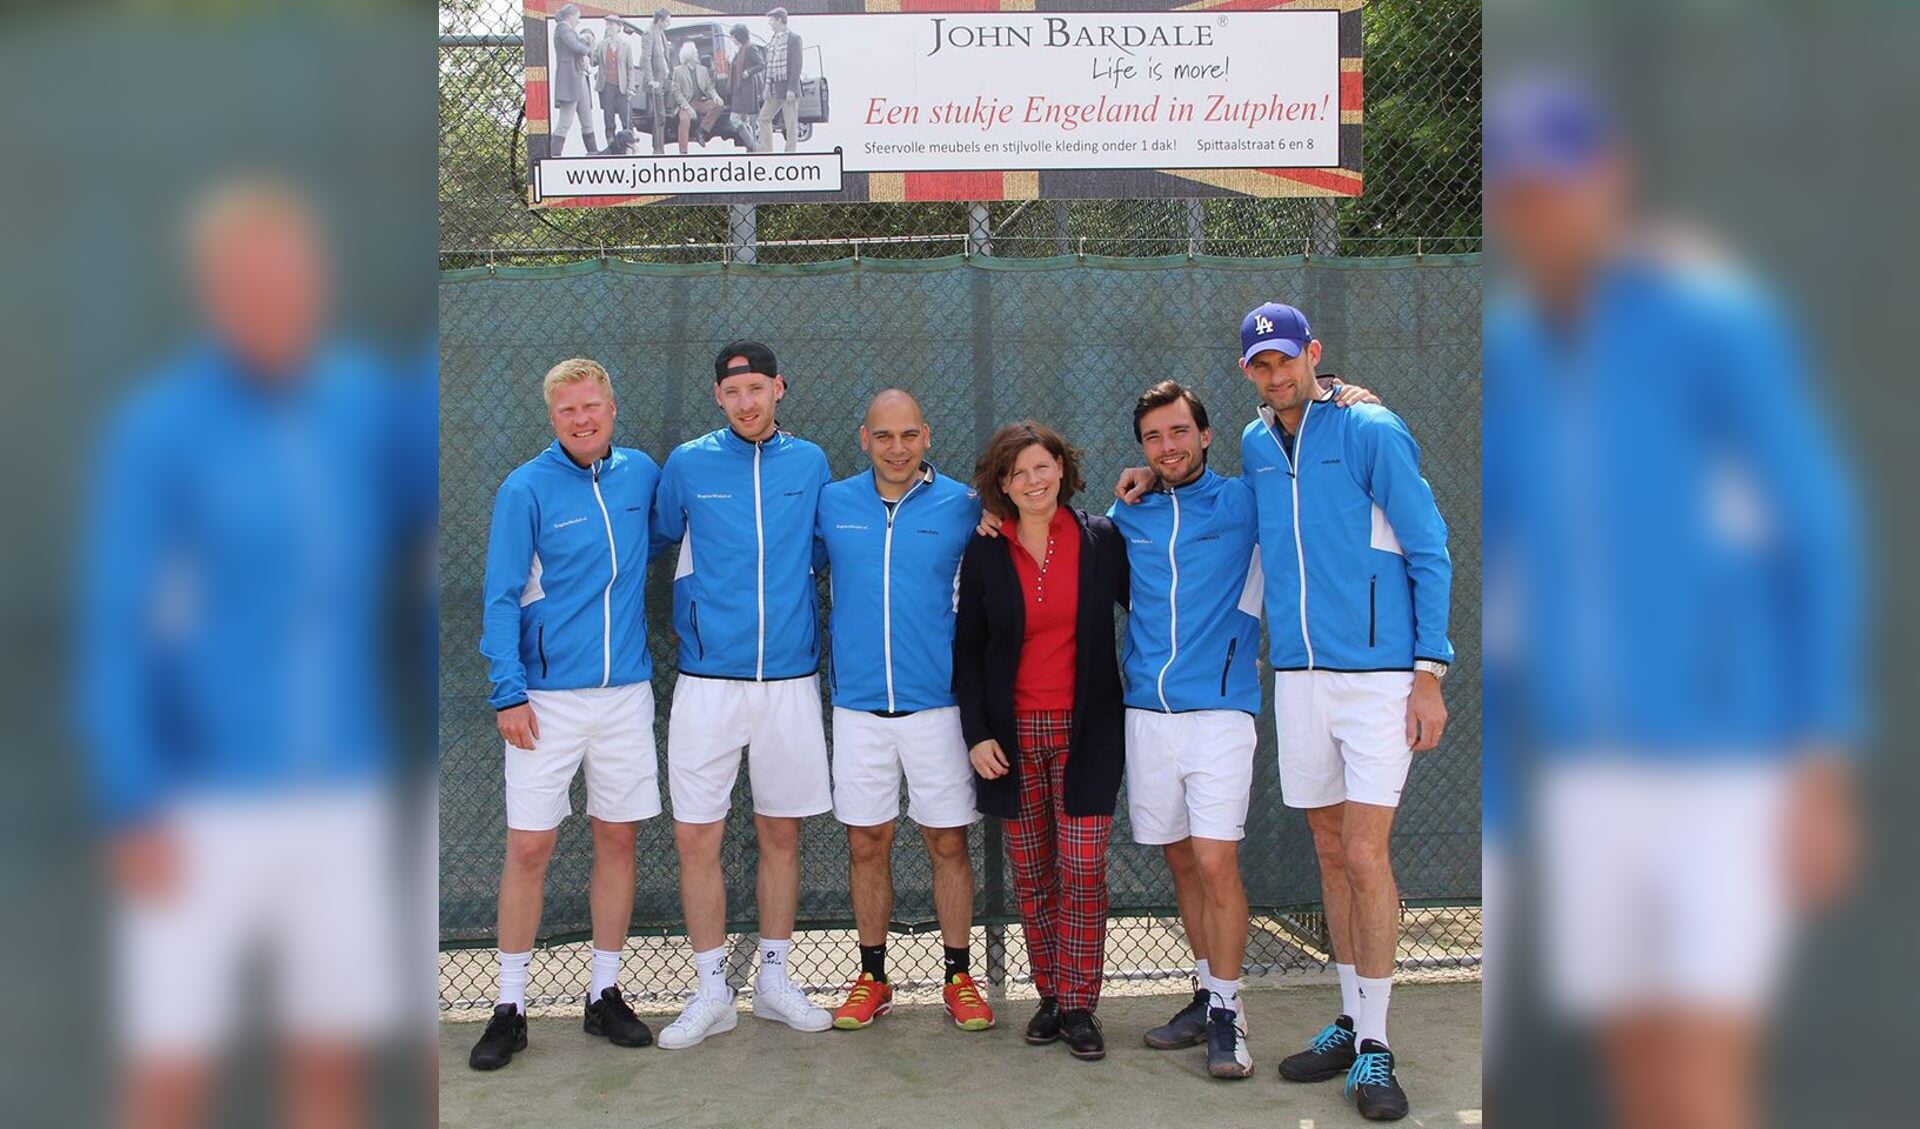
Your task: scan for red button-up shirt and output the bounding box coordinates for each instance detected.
[1007,506,1080,711]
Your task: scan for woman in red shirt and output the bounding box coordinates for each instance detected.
[953,421,1130,1060]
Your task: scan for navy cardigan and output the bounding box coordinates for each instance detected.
[951,507,1130,819]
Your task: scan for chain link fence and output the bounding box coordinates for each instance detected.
[438,0,1481,1017]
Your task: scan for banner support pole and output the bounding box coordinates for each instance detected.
[730,204,758,264]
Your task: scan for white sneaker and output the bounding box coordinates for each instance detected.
[656,993,738,1049]
[751,979,832,1032]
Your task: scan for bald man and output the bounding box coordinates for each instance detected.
[813,391,995,1031]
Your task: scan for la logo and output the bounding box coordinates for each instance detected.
[1255,315,1275,335]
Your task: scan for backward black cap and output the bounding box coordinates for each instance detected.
[715,340,779,384]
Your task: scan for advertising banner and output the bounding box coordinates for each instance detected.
[524,1,1364,207]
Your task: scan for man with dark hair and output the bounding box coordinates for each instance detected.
[755,8,803,153]
[1107,381,1264,1079]
[650,340,836,1048]
[640,9,674,154]
[726,23,766,149]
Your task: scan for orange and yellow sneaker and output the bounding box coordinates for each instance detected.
[831,972,893,1030]
[943,972,995,1031]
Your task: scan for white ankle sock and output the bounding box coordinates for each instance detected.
[497,949,532,1014]
[758,937,793,988]
[1355,974,1393,1047]
[1196,957,1212,986]
[1209,974,1244,1013]
[693,945,732,1002]
[590,948,621,998]
[1336,962,1360,1019]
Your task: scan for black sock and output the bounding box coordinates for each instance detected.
[944,945,970,979]
[859,943,887,982]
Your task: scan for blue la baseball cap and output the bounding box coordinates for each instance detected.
[1484,76,1616,187]
[1241,302,1312,364]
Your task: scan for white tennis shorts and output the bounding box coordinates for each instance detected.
[1124,708,1258,843]
[1273,670,1415,809]
[830,706,980,829]
[1538,757,1792,1018]
[504,682,662,832]
[116,788,399,1056]
[667,674,832,822]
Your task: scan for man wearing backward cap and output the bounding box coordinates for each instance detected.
[649,341,838,1048]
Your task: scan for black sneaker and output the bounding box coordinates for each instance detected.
[584,986,653,1048]
[1059,1008,1105,1060]
[1024,996,1063,1045]
[1206,1006,1253,1078]
[468,1003,528,1071]
[1143,983,1211,1049]
[1346,1039,1410,1121]
[1279,1014,1357,1082]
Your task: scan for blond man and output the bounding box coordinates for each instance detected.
[470,359,667,1069]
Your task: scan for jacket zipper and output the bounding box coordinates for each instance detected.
[590,458,618,687]
[1220,636,1237,696]
[1155,487,1181,713]
[537,623,548,678]
[1368,575,1377,647]
[880,475,926,713]
[689,601,704,659]
[752,440,766,681]
[1266,402,1316,670]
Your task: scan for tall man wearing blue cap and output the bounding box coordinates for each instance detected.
[1238,302,1453,1122]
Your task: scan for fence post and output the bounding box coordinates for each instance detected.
[1185,198,1205,255]
[967,202,992,258]
[984,822,1006,991]
[1310,198,1340,256]
[729,203,758,264]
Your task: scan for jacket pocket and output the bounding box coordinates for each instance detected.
[537,623,548,678]
[1220,637,1238,696]
[689,601,705,659]
[1368,576,1377,648]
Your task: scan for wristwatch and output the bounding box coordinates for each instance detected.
[1413,659,1449,681]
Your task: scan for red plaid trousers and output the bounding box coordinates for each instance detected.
[1006,709,1113,1011]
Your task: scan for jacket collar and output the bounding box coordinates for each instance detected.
[718,424,786,452]
[542,438,615,476]
[1257,389,1334,437]
[867,460,937,502]
[1153,465,1220,497]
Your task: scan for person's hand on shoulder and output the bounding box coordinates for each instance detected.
[1113,466,1155,504]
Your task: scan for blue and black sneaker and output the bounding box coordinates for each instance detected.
[1205,1006,1253,1078]
[1345,1038,1409,1121]
[1143,980,1211,1049]
[1278,1014,1357,1082]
